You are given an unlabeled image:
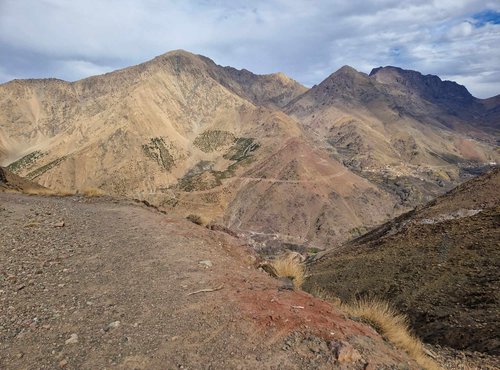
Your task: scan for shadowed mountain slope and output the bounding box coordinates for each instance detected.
[305,168,500,354]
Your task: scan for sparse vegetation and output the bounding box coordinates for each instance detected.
[142,137,175,171]
[7,151,45,173]
[176,138,259,192]
[177,161,217,192]
[27,156,67,180]
[19,186,104,198]
[193,130,235,152]
[210,137,260,181]
[186,214,204,226]
[223,137,259,161]
[311,289,440,370]
[270,254,305,290]
[22,188,75,197]
[81,187,106,197]
[349,226,368,238]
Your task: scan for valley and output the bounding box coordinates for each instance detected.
[1,49,499,369]
[1,50,498,251]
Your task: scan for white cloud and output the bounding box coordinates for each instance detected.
[0,0,499,97]
[448,21,474,38]
[53,60,114,81]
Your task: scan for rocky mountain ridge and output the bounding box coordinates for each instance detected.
[286,64,499,209]
[0,50,498,251]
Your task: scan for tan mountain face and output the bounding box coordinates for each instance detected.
[0,50,400,249]
[0,51,497,250]
[285,65,499,207]
[221,137,397,251]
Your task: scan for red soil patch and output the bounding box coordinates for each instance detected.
[456,138,485,161]
[236,287,378,341]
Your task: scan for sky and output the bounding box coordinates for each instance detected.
[1,0,499,98]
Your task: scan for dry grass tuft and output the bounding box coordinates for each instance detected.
[56,189,77,196]
[271,255,306,290]
[22,188,55,196]
[186,214,205,226]
[81,187,105,197]
[309,287,440,369]
[341,298,441,370]
[22,188,75,196]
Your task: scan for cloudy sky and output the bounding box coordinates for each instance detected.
[1,0,499,98]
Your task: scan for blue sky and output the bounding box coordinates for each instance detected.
[1,0,499,98]
[473,9,500,25]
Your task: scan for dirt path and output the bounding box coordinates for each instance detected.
[0,193,416,369]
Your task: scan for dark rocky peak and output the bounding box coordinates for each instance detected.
[370,66,474,103]
[315,66,369,92]
[307,65,378,104]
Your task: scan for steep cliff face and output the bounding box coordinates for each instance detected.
[370,66,474,102]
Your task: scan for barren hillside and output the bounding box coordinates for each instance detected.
[0,167,45,192]
[305,168,500,355]
[0,51,498,251]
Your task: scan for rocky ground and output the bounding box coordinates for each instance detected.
[0,192,423,369]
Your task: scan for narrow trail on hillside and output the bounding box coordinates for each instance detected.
[136,168,350,199]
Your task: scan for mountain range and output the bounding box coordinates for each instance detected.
[0,50,498,249]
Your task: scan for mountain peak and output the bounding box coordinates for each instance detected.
[268,71,291,83]
[369,65,402,76]
[156,49,200,59]
[313,65,370,95]
[319,65,364,84]
[336,65,359,74]
[150,49,208,66]
[370,66,474,102]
